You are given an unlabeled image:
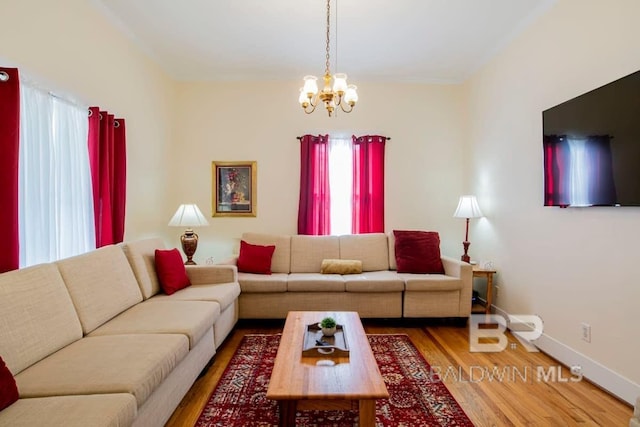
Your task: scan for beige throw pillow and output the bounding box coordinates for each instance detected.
[320,259,363,275]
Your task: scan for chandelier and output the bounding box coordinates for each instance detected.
[298,0,358,117]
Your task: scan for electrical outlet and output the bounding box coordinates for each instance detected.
[581,322,591,342]
[570,365,582,376]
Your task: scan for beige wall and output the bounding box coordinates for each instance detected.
[0,0,175,241]
[466,0,640,402]
[1,2,467,265]
[170,81,467,261]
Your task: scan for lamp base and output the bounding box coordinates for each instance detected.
[180,229,199,265]
[461,241,471,264]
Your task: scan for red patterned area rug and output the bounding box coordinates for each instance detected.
[195,334,473,426]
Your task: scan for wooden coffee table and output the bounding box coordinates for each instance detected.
[266,311,389,427]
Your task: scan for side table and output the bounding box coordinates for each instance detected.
[472,265,496,314]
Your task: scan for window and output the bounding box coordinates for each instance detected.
[1,69,126,271]
[298,134,387,235]
[328,135,353,235]
[18,83,95,267]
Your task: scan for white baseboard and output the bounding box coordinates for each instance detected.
[492,305,639,406]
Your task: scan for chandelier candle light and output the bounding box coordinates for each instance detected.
[453,195,483,263]
[298,0,358,116]
[168,204,209,265]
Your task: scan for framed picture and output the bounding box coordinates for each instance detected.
[212,161,257,217]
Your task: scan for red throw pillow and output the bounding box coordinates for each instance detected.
[237,240,276,274]
[0,356,18,411]
[155,248,191,295]
[393,230,445,274]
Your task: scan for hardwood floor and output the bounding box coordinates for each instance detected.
[165,320,633,427]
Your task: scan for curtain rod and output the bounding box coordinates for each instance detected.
[21,80,89,111]
[296,136,391,140]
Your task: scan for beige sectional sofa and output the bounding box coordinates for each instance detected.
[0,238,240,427]
[236,232,473,320]
[0,232,469,425]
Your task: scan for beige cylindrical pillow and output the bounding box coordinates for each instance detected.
[320,259,363,275]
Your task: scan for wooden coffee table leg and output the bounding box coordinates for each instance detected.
[358,399,376,427]
[279,400,296,427]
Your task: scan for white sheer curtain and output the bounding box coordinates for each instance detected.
[328,135,353,235]
[19,83,95,267]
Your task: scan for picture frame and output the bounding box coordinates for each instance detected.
[212,161,257,217]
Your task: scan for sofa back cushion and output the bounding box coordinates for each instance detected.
[121,238,166,299]
[241,233,291,273]
[290,235,340,273]
[0,264,82,375]
[388,233,398,270]
[339,233,389,271]
[56,246,143,335]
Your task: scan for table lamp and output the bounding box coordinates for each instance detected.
[453,195,483,263]
[168,204,209,265]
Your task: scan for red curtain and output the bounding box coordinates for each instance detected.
[88,107,127,247]
[352,135,386,233]
[297,134,330,235]
[0,68,20,272]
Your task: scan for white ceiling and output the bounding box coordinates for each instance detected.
[93,0,555,83]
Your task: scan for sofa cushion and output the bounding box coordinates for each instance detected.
[287,273,345,292]
[155,248,191,295]
[401,274,464,291]
[88,300,219,349]
[150,282,241,312]
[241,233,291,273]
[388,232,398,270]
[290,235,340,273]
[0,264,82,375]
[15,334,188,407]
[237,240,276,274]
[238,272,288,293]
[339,233,390,271]
[393,230,445,274]
[320,259,362,275]
[343,271,405,292]
[0,394,137,427]
[56,245,143,334]
[0,356,18,411]
[121,238,166,299]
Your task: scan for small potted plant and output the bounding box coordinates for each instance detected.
[319,316,337,337]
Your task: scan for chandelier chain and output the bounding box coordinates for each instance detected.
[298,0,357,116]
[325,0,331,76]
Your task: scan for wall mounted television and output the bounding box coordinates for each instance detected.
[542,69,640,207]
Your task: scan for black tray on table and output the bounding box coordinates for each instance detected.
[302,323,349,357]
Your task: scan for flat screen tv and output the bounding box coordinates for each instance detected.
[542,69,640,207]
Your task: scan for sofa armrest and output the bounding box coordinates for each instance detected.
[441,256,472,279]
[185,264,238,285]
[442,256,474,316]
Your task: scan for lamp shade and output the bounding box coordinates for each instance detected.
[168,204,209,227]
[453,195,483,219]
